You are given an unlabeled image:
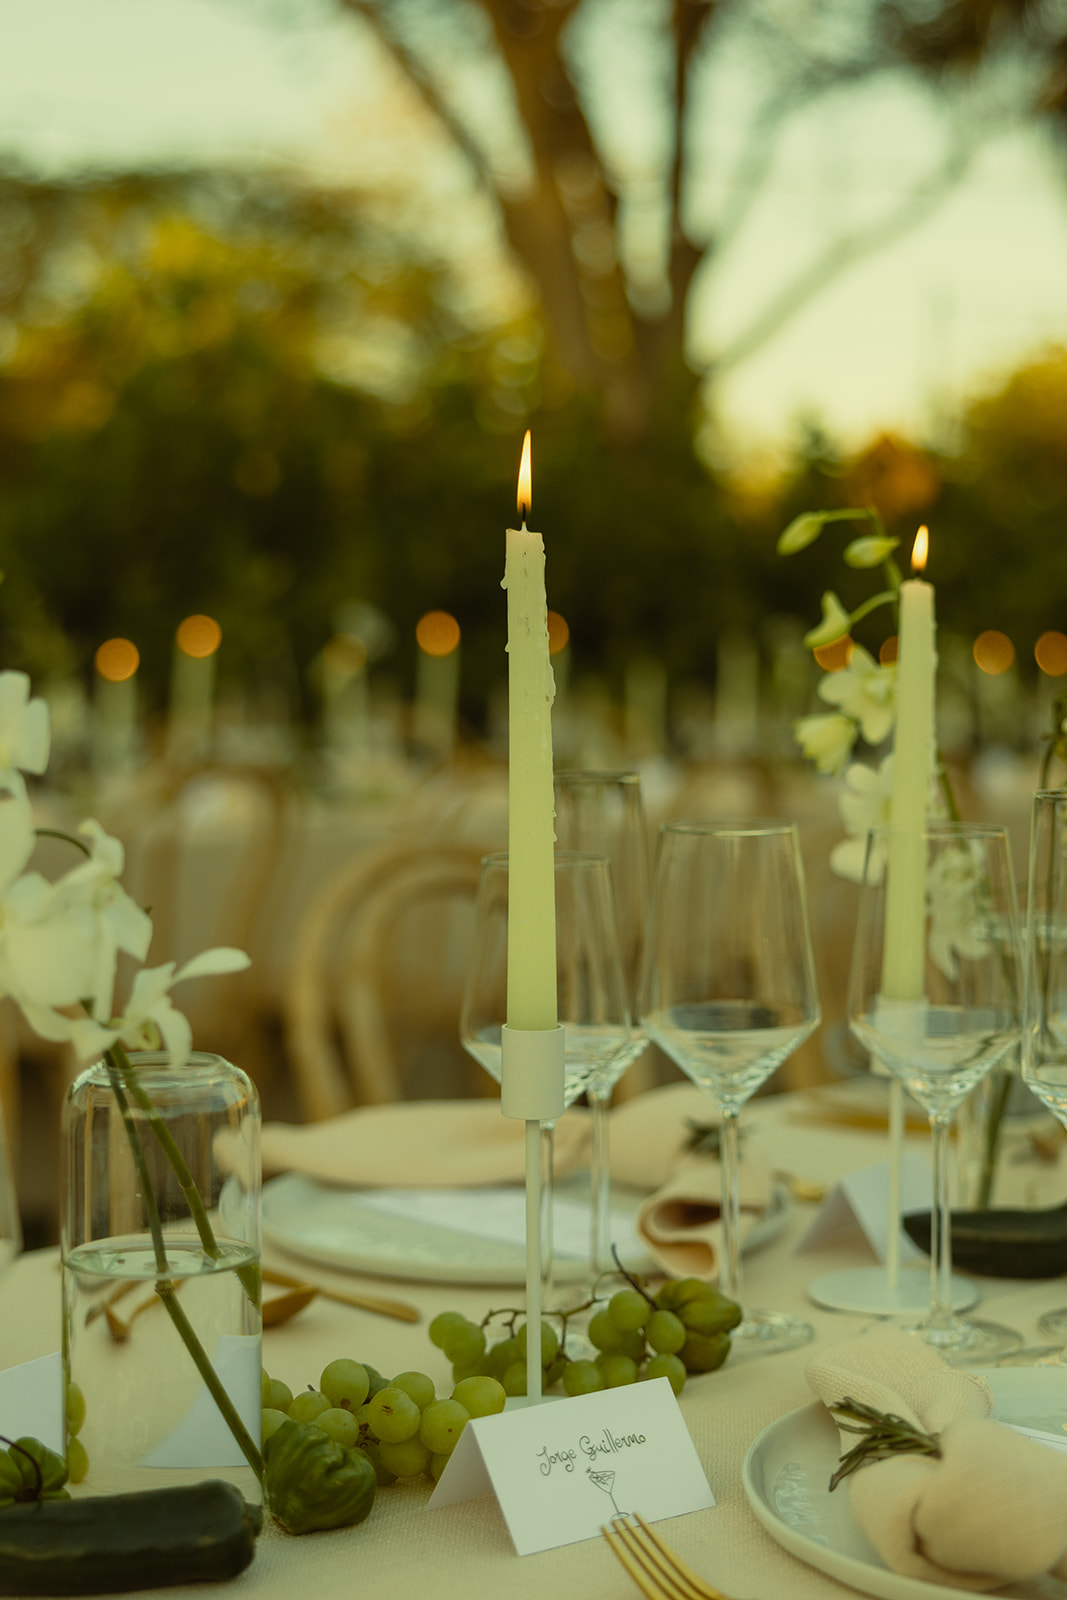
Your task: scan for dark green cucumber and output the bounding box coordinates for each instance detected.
[0,1479,259,1595]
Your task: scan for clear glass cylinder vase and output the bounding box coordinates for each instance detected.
[60,1051,262,1502]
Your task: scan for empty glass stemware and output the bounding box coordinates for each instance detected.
[850,821,1023,1361]
[0,1091,19,1282]
[1021,790,1067,1346]
[460,850,631,1300]
[554,770,651,1275]
[641,819,819,1352]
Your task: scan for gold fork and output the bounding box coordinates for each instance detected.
[601,1513,745,1600]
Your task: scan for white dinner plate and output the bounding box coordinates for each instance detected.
[742,1369,1067,1600]
[262,1173,789,1286]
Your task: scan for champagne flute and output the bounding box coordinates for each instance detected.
[554,770,651,1275]
[1021,790,1067,1345]
[460,850,631,1300]
[850,821,1022,1360]
[641,819,818,1352]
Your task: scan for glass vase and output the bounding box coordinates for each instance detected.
[60,1051,262,1501]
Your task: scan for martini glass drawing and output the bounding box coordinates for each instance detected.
[588,1466,624,1518]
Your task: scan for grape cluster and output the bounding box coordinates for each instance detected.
[261,1357,506,1490]
[429,1277,742,1400]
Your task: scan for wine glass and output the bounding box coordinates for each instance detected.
[0,1091,20,1280]
[460,850,632,1299]
[641,819,819,1352]
[850,821,1022,1361]
[554,770,651,1275]
[1021,789,1067,1345]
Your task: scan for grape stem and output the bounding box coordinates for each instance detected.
[0,1435,43,1497]
[610,1245,658,1308]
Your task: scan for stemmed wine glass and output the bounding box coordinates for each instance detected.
[641,819,819,1352]
[0,1089,21,1281]
[850,821,1022,1361]
[1021,790,1067,1346]
[460,850,631,1300]
[554,771,651,1275]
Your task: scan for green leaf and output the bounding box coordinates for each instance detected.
[844,535,899,569]
[777,512,828,554]
[803,591,851,649]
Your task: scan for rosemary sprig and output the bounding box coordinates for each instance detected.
[828,1398,942,1492]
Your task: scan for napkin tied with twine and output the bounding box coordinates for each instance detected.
[806,1330,1067,1590]
[259,1083,769,1283]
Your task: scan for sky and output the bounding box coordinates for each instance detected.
[2,0,1066,459]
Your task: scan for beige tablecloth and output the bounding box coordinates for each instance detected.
[5,1092,1065,1600]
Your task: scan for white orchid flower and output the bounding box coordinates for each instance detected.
[927,844,992,980]
[829,756,894,882]
[817,644,896,746]
[71,947,251,1069]
[794,712,855,776]
[0,818,151,1042]
[0,671,50,794]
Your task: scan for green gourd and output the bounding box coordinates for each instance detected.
[0,1479,260,1595]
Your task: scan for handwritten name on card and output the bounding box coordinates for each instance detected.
[427,1376,715,1556]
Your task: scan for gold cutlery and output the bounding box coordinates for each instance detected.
[602,1512,752,1600]
[261,1267,420,1323]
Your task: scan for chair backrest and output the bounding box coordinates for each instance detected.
[283,842,486,1119]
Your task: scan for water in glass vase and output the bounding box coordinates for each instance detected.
[462,1023,627,1105]
[645,1000,816,1104]
[63,1236,261,1501]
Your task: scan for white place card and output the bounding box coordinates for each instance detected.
[427,1376,715,1556]
[797,1153,931,1263]
[141,1334,260,1468]
[0,1352,64,1453]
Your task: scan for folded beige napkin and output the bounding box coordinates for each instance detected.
[260,1100,591,1188]
[633,1150,773,1281]
[806,1330,1067,1591]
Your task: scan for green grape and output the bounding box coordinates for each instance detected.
[288,1389,331,1424]
[428,1310,469,1348]
[646,1309,687,1355]
[655,1277,711,1313]
[65,1382,86,1438]
[679,1293,742,1337]
[616,1328,645,1362]
[441,1321,487,1367]
[320,1358,370,1411]
[265,1377,294,1413]
[451,1376,507,1417]
[597,1354,638,1388]
[377,1436,431,1478]
[366,1385,422,1443]
[516,1319,559,1366]
[643,1353,686,1396]
[260,1369,271,1409]
[391,1371,436,1411]
[354,1401,375,1430]
[261,1407,291,1442]
[429,1451,452,1482]
[608,1289,651,1332]
[485,1336,520,1378]
[544,1354,568,1389]
[66,1437,89,1485]
[313,1407,362,1449]
[361,1364,390,1398]
[419,1398,470,1454]
[357,1439,396,1487]
[562,1360,604,1396]
[451,1361,485,1385]
[679,1331,731,1374]
[501,1361,527,1397]
[587,1310,623,1352]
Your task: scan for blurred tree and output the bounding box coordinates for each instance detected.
[323,0,1034,439]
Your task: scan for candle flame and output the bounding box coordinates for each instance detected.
[517,430,532,522]
[912,524,929,573]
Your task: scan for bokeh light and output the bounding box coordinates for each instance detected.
[415,611,461,658]
[94,638,140,682]
[813,636,854,672]
[1035,631,1067,677]
[973,630,1015,675]
[322,633,367,677]
[547,611,570,655]
[879,636,899,665]
[176,615,222,659]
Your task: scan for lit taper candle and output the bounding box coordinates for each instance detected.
[882,524,937,1000]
